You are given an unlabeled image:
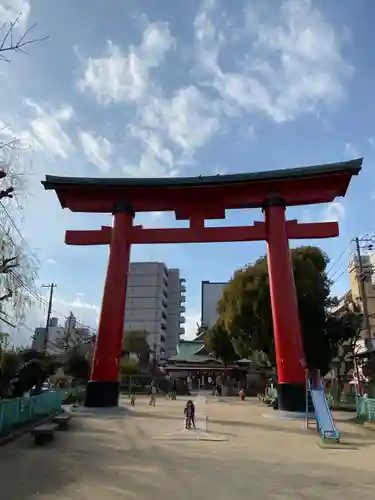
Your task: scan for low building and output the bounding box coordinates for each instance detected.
[32,312,94,356]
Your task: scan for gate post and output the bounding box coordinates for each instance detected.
[85,202,134,407]
[264,196,306,412]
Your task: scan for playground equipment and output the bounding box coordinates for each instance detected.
[305,371,340,442]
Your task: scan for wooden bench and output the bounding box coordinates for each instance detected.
[52,412,72,430]
[31,423,58,446]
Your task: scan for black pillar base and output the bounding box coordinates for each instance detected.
[277,382,305,412]
[84,380,120,408]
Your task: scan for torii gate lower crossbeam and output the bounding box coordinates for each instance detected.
[71,206,338,411]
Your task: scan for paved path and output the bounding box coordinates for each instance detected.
[1,395,375,499]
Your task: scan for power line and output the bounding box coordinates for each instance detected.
[330,268,347,286]
[326,242,352,277]
[41,283,57,352]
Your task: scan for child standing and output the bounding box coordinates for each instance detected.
[184,400,196,429]
[130,392,136,407]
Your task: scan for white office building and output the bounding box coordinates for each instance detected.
[125,262,186,359]
[201,281,227,329]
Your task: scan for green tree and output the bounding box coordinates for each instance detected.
[64,353,91,381]
[122,330,150,364]
[217,246,349,375]
[326,300,363,388]
[120,359,139,376]
[205,323,238,366]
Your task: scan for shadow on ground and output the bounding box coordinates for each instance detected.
[129,409,375,445]
[1,410,375,500]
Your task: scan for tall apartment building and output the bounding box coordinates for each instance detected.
[125,262,186,359]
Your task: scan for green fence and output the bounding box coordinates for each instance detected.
[356,396,375,421]
[121,375,172,394]
[0,391,64,436]
[325,391,357,410]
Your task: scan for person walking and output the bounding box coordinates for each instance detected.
[171,379,177,400]
[216,383,223,401]
[149,384,157,407]
[130,392,136,407]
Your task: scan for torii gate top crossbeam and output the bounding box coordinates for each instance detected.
[41,159,362,217]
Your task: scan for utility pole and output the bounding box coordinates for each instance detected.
[354,237,372,345]
[65,312,74,353]
[42,283,57,352]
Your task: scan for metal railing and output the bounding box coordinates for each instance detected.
[356,395,375,421]
[0,391,64,436]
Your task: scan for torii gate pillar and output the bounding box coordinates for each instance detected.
[85,202,134,408]
[265,197,306,412]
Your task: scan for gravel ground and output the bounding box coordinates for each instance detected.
[0,395,374,500]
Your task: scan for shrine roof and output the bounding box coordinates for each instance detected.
[41,158,362,213]
[43,158,362,190]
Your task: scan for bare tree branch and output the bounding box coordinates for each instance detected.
[0,13,48,63]
[0,186,14,200]
[0,290,13,302]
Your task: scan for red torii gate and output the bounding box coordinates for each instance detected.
[42,158,362,411]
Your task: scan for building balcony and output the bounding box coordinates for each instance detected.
[180,278,186,283]
[179,316,185,323]
[180,295,186,303]
[161,334,166,343]
[180,306,185,313]
[178,327,185,335]
[180,285,186,293]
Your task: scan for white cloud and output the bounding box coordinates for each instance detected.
[322,201,345,222]
[183,311,201,340]
[0,0,30,27]
[345,142,359,158]
[46,258,57,265]
[122,85,223,177]
[141,86,221,155]
[78,130,113,172]
[48,294,100,332]
[22,99,74,158]
[78,22,175,104]
[79,19,226,178]
[194,0,352,124]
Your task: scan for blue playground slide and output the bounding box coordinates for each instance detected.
[308,381,340,442]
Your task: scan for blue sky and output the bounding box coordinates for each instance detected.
[0,0,373,344]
